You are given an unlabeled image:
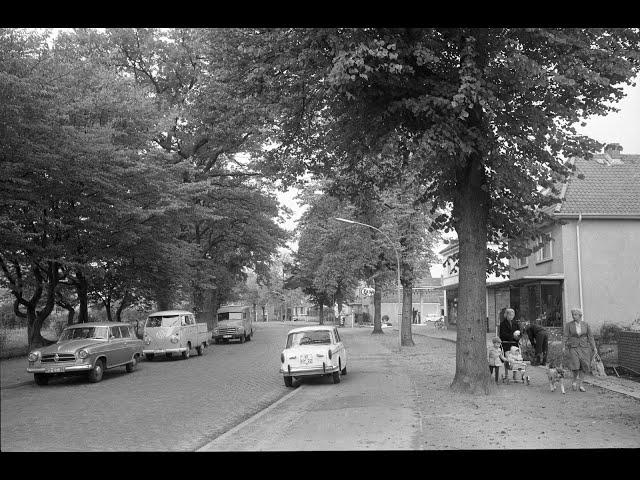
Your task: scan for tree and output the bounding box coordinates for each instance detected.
[232,28,640,394]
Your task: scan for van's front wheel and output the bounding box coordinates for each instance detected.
[196,343,205,356]
[239,335,245,344]
[182,345,191,359]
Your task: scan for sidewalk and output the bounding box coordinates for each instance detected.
[199,325,640,450]
[407,323,640,401]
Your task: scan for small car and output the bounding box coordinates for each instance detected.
[280,326,347,387]
[26,322,143,385]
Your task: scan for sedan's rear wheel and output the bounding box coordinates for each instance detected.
[284,376,293,387]
[34,373,49,386]
[88,359,104,383]
[341,363,347,375]
[125,356,137,372]
[145,353,155,361]
[332,369,341,384]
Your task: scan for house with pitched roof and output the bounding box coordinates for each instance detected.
[494,144,640,334]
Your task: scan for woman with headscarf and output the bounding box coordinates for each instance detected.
[563,307,597,392]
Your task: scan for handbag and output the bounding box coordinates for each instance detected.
[591,352,606,377]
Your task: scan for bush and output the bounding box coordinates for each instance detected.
[598,323,623,344]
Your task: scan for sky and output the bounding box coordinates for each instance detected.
[277,78,640,278]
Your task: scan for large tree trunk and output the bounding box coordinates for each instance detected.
[372,277,383,334]
[401,267,415,347]
[115,291,131,322]
[319,303,324,325]
[450,150,494,395]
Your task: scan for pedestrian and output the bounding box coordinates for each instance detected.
[488,337,506,383]
[499,308,520,353]
[563,307,597,392]
[524,322,549,366]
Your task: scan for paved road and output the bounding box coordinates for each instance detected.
[0,322,296,452]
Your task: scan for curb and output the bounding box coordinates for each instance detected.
[196,383,307,451]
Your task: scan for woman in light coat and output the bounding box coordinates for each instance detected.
[563,308,597,392]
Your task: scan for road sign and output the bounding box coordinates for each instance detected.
[361,287,375,297]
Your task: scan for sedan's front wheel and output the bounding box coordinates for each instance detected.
[88,359,105,383]
[34,373,49,386]
[145,353,155,361]
[125,356,137,373]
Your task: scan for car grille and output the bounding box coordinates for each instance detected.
[41,353,76,363]
[218,328,237,335]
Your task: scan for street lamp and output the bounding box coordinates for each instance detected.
[334,217,402,350]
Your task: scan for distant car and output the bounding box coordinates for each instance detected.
[212,305,254,344]
[280,326,347,387]
[26,322,143,385]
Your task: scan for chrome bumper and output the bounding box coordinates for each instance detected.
[281,365,339,377]
[143,348,187,354]
[27,364,93,373]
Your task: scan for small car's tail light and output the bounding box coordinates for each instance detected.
[78,349,89,359]
[28,352,40,362]
[328,349,332,359]
[280,352,285,363]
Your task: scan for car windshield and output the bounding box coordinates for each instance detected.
[287,330,332,348]
[58,327,108,341]
[218,312,242,322]
[145,315,181,328]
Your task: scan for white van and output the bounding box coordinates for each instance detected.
[212,305,254,344]
[142,310,209,360]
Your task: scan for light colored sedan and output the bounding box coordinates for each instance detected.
[27,322,143,385]
[280,326,347,387]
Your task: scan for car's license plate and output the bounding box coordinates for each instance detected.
[223,335,232,338]
[45,366,63,373]
[300,354,313,365]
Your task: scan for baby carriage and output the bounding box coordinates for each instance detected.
[501,342,530,385]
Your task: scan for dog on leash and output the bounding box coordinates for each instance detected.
[546,363,566,394]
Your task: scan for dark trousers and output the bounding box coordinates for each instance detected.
[489,365,500,382]
[531,332,549,365]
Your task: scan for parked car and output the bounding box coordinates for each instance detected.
[26,322,143,385]
[280,326,347,387]
[142,310,209,360]
[212,305,254,344]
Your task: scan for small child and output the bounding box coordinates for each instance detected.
[488,337,506,383]
[506,346,527,383]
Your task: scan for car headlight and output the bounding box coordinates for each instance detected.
[78,349,89,359]
[170,334,179,344]
[28,351,41,362]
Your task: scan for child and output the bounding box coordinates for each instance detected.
[506,346,528,383]
[488,337,506,383]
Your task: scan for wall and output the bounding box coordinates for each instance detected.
[562,218,640,333]
[510,223,564,279]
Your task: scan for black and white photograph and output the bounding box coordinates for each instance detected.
[1,27,639,453]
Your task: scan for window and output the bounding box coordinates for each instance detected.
[516,255,528,268]
[536,235,553,262]
[118,326,131,338]
[110,327,122,339]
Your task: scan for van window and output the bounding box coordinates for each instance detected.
[145,316,181,328]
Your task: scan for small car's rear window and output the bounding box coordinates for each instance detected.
[145,315,181,328]
[287,330,332,348]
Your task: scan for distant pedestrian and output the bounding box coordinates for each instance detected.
[524,322,549,366]
[488,337,506,383]
[563,307,597,392]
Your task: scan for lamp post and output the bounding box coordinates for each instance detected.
[334,217,402,350]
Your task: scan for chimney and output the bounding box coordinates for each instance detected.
[604,143,623,158]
